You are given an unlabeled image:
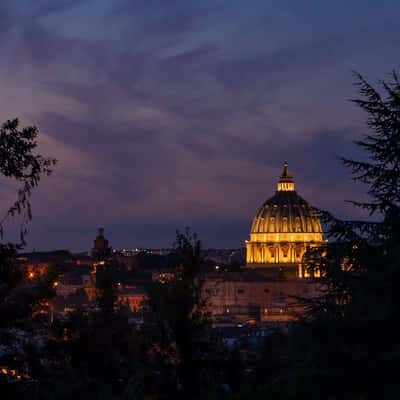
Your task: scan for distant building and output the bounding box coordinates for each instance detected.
[17,250,74,278]
[73,253,94,268]
[204,270,319,324]
[205,162,324,325]
[245,161,325,275]
[114,253,137,271]
[56,273,93,298]
[203,248,245,266]
[118,286,147,312]
[91,227,112,260]
[152,271,174,283]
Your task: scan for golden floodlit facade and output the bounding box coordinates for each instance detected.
[246,162,325,277]
[205,162,325,325]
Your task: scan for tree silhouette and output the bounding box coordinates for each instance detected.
[0,118,56,244]
[290,71,400,399]
[0,119,56,395]
[144,229,219,399]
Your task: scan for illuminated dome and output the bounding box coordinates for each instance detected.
[246,162,324,274]
[251,163,322,235]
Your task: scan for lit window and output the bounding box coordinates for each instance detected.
[295,217,301,232]
[282,217,288,232]
[269,218,275,233]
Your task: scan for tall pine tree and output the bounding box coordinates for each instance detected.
[289,71,400,400]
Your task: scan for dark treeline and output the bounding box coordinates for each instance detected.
[1,70,399,399]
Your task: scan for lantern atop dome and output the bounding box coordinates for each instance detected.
[277,161,295,191]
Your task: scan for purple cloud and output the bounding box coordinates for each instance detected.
[0,0,399,250]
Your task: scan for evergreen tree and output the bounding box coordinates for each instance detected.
[289,71,400,399]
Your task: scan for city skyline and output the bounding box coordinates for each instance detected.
[1,0,399,251]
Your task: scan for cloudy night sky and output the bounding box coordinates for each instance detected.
[0,0,399,251]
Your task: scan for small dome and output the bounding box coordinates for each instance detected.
[250,162,322,235]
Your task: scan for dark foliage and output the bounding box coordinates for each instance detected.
[95,263,118,312]
[39,306,145,400]
[0,118,56,244]
[0,119,57,397]
[289,71,400,399]
[144,229,220,399]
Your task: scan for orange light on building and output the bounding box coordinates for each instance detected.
[28,272,35,279]
[245,162,325,271]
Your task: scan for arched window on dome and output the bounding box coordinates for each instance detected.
[255,214,264,232]
[269,217,275,232]
[282,217,288,232]
[295,217,301,232]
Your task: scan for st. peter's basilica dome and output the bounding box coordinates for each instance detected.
[246,162,325,274]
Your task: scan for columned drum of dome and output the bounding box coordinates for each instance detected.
[246,162,325,276]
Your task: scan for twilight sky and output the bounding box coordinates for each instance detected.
[0,0,399,251]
